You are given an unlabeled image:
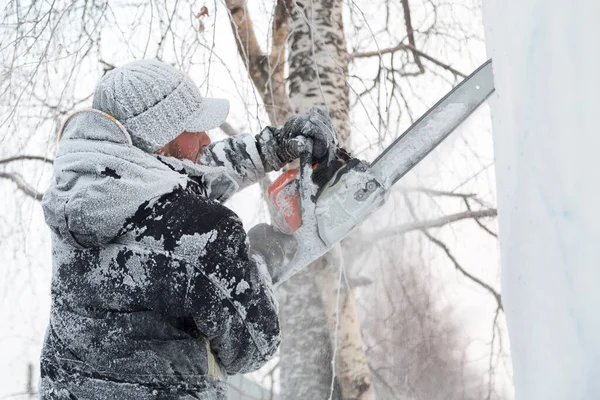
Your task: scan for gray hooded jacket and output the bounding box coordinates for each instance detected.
[40,110,280,399]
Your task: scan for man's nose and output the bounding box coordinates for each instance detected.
[198,132,211,148]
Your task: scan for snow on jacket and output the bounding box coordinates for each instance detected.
[40,110,280,399]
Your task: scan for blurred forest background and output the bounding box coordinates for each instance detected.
[0,0,512,399]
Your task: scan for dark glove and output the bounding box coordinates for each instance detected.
[280,107,338,160]
[247,223,298,278]
[255,107,338,172]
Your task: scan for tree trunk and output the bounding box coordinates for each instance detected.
[287,0,350,143]
[279,1,375,399]
[223,1,374,398]
[278,271,341,399]
[311,248,374,400]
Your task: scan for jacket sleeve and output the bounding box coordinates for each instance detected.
[197,134,266,191]
[177,192,281,375]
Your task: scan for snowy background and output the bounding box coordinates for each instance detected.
[0,0,514,398]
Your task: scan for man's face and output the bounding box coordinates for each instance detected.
[155,131,211,162]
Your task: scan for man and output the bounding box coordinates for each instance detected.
[40,59,336,399]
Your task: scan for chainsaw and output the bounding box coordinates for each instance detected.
[268,60,494,285]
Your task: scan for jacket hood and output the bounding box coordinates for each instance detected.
[42,109,237,248]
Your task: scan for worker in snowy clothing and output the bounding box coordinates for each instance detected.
[40,59,337,399]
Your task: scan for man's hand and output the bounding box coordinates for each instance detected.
[247,223,298,279]
[280,107,338,160]
[256,107,339,172]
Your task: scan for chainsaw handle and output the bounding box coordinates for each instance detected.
[272,137,329,286]
[299,137,314,184]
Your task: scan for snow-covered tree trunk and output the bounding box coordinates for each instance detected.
[278,1,374,399]
[483,1,600,398]
[224,1,372,397]
[311,249,374,399]
[287,0,350,143]
[278,270,340,398]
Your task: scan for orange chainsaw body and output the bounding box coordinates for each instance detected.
[267,164,320,233]
[267,169,303,233]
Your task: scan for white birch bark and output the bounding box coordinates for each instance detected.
[278,1,374,399]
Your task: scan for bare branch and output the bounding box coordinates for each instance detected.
[350,43,410,60]
[425,229,503,311]
[403,195,503,311]
[99,59,116,75]
[0,172,44,201]
[400,186,476,198]
[405,44,466,78]
[486,305,502,400]
[224,0,268,91]
[350,43,466,78]
[464,198,499,238]
[372,208,497,242]
[399,185,493,208]
[400,0,424,72]
[0,155,54,166]
[224,0,292,124]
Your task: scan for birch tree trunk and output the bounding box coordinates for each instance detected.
[224,1,374,398]
[279,1,374,399]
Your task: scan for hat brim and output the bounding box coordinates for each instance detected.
[183,97,230,133]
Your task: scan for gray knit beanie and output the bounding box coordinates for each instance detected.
[92,59,230,153]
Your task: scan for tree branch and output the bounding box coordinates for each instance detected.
[372,208,497,242]
[399,185,493,208]
[464,198,498,238]
[424,230,503,310]
[266,0,293,124]
[350,43,410,60]
[405,44,466,78]
[224,0,292,124]
[0,172,44,201]
[0,155,54,166]
[224,0,268,93]
[403,195,503,311]
[400,0,424,72]
[486,305,502,400]
[350,43,466,78]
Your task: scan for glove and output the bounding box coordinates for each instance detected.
[280,107,338,160]
[247,223,298,278]
[256,107,338,172]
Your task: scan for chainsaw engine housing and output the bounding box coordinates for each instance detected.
[315,159,387,247]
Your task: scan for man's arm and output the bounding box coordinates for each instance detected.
[198,108,338,192]
[124,186,280,374]
[197,134,266,191]
[152,188,281,374]
[185,211,281,374]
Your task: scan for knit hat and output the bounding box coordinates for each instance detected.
[92,59,230,153]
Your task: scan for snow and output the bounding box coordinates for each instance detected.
[177,230,218,259]
[483,1,600,398]
[235,279,250,295]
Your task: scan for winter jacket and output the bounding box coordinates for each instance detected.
[40,110,280,399]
